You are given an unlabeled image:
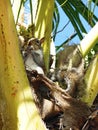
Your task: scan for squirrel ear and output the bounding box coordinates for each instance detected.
[40,37,45,44]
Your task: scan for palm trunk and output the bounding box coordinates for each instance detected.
[0,0,47,130]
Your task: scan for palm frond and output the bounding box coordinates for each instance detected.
[55,0,98,44]
[52,2,60,40]
[16,0,24,25]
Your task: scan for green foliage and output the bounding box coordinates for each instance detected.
[52,2,60,40]
[54,0,98,48]
[18,24,35,41]
[16,0,24,25]
[16,0,98,53]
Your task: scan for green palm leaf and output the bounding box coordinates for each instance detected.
[55,0,98,44]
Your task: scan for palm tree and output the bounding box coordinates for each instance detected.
[0,0,98,129]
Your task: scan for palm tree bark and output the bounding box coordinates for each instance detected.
[0,0,47,130]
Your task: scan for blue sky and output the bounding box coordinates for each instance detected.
[54,1,98,46]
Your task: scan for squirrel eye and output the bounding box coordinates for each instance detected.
[35,39,40,45]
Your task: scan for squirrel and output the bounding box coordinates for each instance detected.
[19,36,45,74]
[54,45,86,98]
